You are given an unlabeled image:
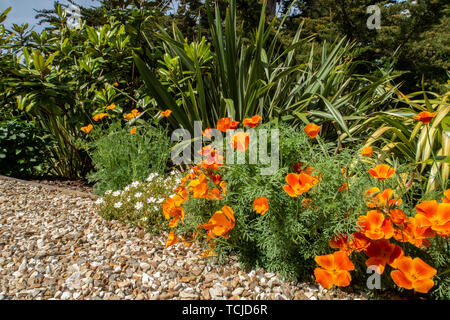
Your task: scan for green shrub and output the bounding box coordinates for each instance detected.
[95,172,180,233]
[164,122,450,298]
[0,119,51,177]
[87,122,171,195]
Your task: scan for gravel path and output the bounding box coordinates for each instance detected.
[0,176,369,300]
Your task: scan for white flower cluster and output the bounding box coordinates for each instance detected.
[146,173,159,182]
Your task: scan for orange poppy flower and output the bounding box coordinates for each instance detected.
[283,173,319,197]
[390,256,437,293]
[329,234,352,255]
[113,82,119,87]
[217,117,232,132]
[162,195,186,228]
[368,164,395,181]
[348,232,371,252]
[242,115,262,128]
[165,231,179,247]
[412,111,437,124]
[230,132,250,152]
[389,208,408,226]
[364,239,404,274]
[80,124,93,133]
[253,196,269,215]
[361,146,373,157]
[160,109,172,117]
[123,109,141,119]
[339,182,349,193]
[304,123,321,138]
[364,187,402,209]
[415,201,450,237]
[229,120,240,129]
[329,232,371,255]
[205,187,223,201]
[202,128,213,138]
[442,189,450,203]
[201,151,224,170]
[314,251,355,290]
[357,210,394,240]
[393,217,434,247]
[188,174,209,199]
[93,113,109,121]
[219,181,227,195]
[199,206,235,239]
[106,104,116,110]
[130,128,137,134]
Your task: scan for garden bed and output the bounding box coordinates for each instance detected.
[0,176,371,300]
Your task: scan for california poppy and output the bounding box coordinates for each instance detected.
[106,104,116,110]
[361,146,373,157]
[413,111,437,124]
[393,217,434,248]
[242,115,262,128]
[253,196,269,215]
[202,128,213,138]
[304,123,321,138]
[368,164,395,181]
[364,187,402,209]
[339,182,349,193]
[217,117,232,132]
[230,132,250,152]
[93,113,108,121]
[165,231,179,247]
[80,124,93,133]
[130,128,137,134]
[442,189,450,203]
[415,201,450,237]
[188,174,209,199]
[314,251,355,290]
[162,195,186,228]
[389,208,408,226]
[200,206,235,239]
[283,173,319,197]
[357,210,394,240]
[123,109,141,119]
[229,120,240,129]
[160,109,172,117]
[390,256,436,293]
[364,239,404,274]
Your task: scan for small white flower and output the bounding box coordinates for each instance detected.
[112,191,121,197]
[126,197,131,202]
[95,198,104,205]
[131,181,140,188]
[135,202,143,210]
[114,202,122,208]
[146,197,156,203]
[134,192,143,198]
[153,205,158,211]
[105,190,112,195]
[124,186,130,191]
[170,171,176,176]
[157,198,164,203]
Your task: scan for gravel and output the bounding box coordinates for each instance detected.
[0,176,369,300]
